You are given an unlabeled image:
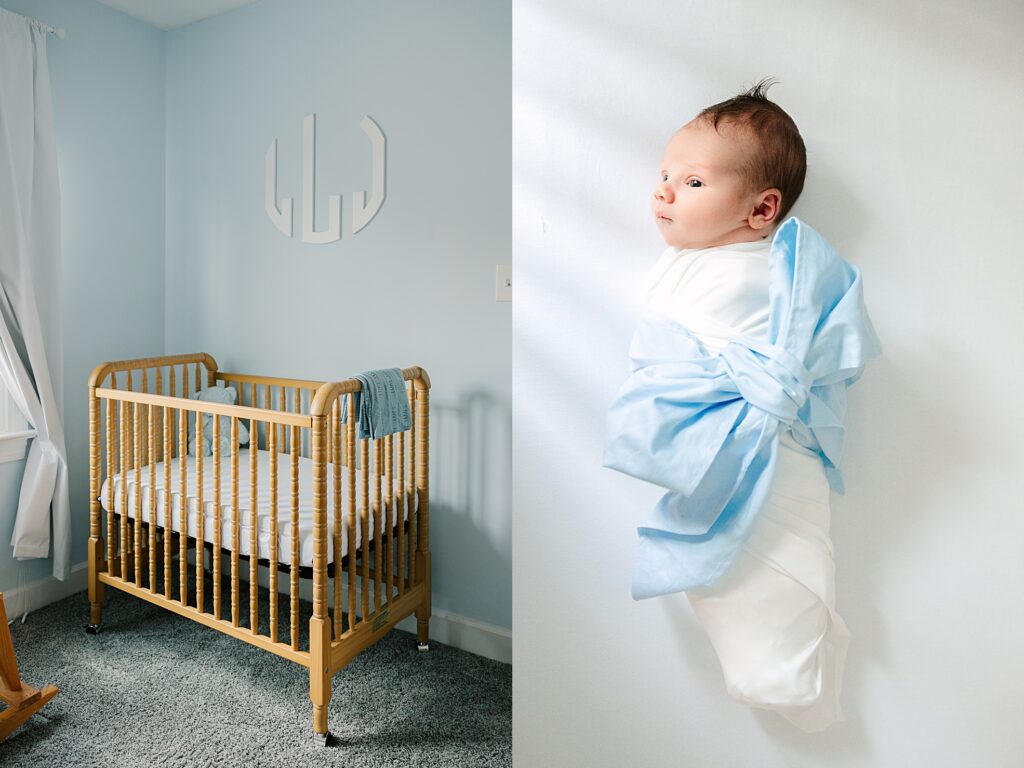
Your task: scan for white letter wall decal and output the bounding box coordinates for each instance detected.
[264,139,293,236]
[265,113,387,243]
[302,113,341,244]
[352,115,386,234]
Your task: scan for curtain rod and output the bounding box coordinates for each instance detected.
[42,22,66,39]
[3,9,66,38]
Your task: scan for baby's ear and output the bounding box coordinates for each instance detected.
[749,188,781,231]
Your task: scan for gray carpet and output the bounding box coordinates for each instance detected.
[0,589,511,767]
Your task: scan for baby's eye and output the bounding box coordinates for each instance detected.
[661,173,669,182]
[686,179,704,188]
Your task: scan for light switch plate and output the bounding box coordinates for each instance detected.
[495,264,512,302]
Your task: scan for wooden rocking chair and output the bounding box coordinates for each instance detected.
[0,592,58,741]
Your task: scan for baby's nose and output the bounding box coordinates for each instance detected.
[654,184,672,203]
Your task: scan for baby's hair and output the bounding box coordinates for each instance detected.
[693,77,806,222]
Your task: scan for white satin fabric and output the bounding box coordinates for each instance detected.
[644,238,848,731]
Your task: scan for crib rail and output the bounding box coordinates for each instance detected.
[86,353,431,713]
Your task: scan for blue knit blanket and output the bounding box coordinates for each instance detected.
[341,368,411,440]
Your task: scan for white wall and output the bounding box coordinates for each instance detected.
[513,1,1024,765]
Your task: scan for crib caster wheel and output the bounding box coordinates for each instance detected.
[312,730,330,747]
[85,624,102,635]
[417,641,430,652]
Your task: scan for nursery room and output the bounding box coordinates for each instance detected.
[0,0,511,764]
[513,0,1024,766]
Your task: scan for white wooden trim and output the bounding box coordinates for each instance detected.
[1,561,88,620]
[0,380,33,463]
[397,609,512,664]
[0,430,34,463]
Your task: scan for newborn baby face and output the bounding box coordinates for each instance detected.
[653,121,766,250]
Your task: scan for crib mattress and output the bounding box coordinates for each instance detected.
[99,448,406,568]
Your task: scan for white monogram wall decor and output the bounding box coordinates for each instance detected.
[265,113,387,243]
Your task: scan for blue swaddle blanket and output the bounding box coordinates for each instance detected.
[341,368,412,440]
[603,218,882,599]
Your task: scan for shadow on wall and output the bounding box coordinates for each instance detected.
[431,389,512,625]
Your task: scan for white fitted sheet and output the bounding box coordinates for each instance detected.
[99,448,405,568]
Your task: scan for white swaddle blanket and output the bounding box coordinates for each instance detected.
[644,237,849,731]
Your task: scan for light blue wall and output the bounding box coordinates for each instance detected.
[0,0,165,592]
[163,0,512,630]
[0,0,510,633]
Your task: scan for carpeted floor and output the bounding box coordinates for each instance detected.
[0,589,511,767]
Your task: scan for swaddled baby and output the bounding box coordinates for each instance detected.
[607,79,880,732]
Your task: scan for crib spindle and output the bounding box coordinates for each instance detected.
[269,419,279,643]
[196,413,205,613]
[396,421,405,596]
[332,401,342,638]
[312,411,327,623]
[346,396,356,633]
[126,371,134,479]
[155,368,163,462]
[250,418,258,634]
[169,366,177,460]
[140,369,148,467]
[231,417,240,628]
[360,434,369,620]
[120,400,128,581]
[279,386,286,455]
[374,437,382,612]
[133,400,142,587]
[194,362,201,398]
[106,382,116,576]
[403,385,411,589]
[179,407,188,605]
[164,404,172,599]
[290,424,300,650]
[213,415,222,620]
[148,397,156,592]
[294,388,301,457]
[386,434,394,601]
[414,381,430,645]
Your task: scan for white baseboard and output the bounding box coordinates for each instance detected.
[1,561,89,620]
[398,609,511,664]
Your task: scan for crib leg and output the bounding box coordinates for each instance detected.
[415,551,431,651]
[309,615,332,745]
[86,535,104,632]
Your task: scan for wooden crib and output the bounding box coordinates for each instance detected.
[85,353,431,742]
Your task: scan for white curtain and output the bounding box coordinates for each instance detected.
[0,9,70,580]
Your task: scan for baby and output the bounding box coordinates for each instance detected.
[644,79,805,351]
[652,77,803,252]
[605,79,881,731]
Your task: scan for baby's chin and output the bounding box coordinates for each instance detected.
[659,232,715,251]
[661,231,767,251]
[656,221,712,250]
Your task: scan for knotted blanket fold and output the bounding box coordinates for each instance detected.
[603,217,881,598]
